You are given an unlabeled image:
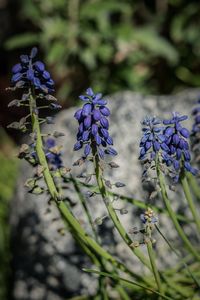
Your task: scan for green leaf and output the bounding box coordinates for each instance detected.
[97,44,113,62]
[29,186,44,195]
[80,49,97,69]
[46,42,67,64]
[20,0,42,24]
[80,1,130,18]
[116,25,179,65]
[42,17,68,40]
[134,28,179,64]
[83,268,172,300]
[5,33,40,50]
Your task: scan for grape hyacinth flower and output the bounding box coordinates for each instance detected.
[140,208,158,225]
[162,112,197,182]
[192,98,200,134]
[29,138,63,170]
[139,116,165,161]
[191,98,200,163]
[45,138,63,170]
[73,88,117,159]
[10,47,54,93]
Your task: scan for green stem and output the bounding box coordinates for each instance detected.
[156,164,200,261]
[71,175,100,242]
[146,239,163,298]
[116,286,130,300]
[83,269,173,300]
[186,172,200,202]
[92,148,152,271]
[181,174,200,234]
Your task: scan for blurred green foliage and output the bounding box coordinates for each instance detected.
[0,129,19,299]
[5,0,200,101]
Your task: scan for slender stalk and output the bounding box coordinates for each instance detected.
[98,275,109,300]
[71,175,99,242]
[92,147,152,271]
[180,174,200,234]
[145,223,163,299]
[83,269,173,300]
[156,163,200,261]
[186,172,200,202]
[116,286,130,300]
[146,239,163,298]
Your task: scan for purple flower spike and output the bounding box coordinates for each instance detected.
[191,98,200,168]
[162,112,196,181]
[139,116,164,161]
[139,112,196,182]
[10,47,54,94]
[73,88,117,159]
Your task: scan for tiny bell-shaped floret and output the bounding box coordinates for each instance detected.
[140,208,158,225]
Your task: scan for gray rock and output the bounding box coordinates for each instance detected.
[10,89,200,300]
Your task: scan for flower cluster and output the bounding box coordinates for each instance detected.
[73,88,117,159]
[139,116,166,161]
[11,47,54,93]
[162,112,197,181]
[191,98,200,163]
[192,98,200,134]
[140,208,158,225]
[139,113,197,182]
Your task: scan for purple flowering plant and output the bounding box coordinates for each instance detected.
[7,48,200,299]
[73,88,117,159]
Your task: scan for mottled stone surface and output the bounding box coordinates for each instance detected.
[10,89,200,300]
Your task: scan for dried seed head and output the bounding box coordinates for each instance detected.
[108,162,119,168]
[119,208,128,215]
[130,241,140,248]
